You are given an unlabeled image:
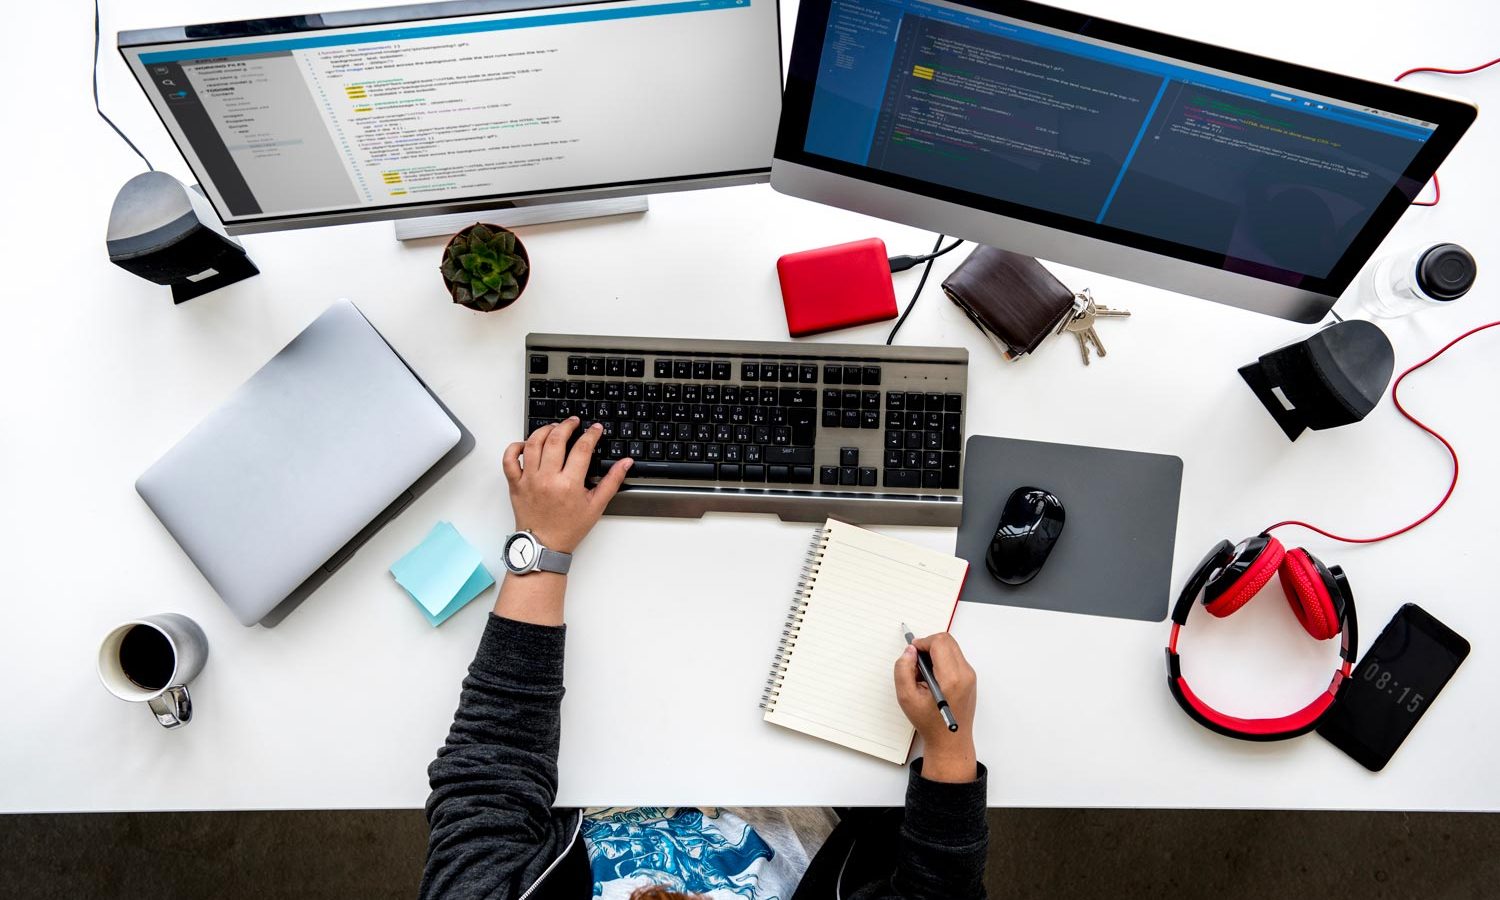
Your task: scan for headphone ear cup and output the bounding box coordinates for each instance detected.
[1278,548,1340,640]
[1204,536,1285,618]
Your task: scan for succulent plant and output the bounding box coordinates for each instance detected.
[441,223,529,311]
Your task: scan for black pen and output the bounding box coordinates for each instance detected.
[901,622,959,732]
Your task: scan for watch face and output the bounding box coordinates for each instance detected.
[506,533,538,572]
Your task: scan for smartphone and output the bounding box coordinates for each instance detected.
[1317,603,1470,771]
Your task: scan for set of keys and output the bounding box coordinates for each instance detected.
[1055,289,1130,365]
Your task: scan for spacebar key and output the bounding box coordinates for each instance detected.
[762,447,813,465]
[625,461,719,480]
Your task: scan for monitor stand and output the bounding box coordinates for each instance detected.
[392,196,648,241]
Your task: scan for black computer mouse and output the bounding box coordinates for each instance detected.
[986,487,1065,586]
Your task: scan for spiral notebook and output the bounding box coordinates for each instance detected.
[760,519,970,764]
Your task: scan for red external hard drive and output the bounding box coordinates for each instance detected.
[776,238,898,337]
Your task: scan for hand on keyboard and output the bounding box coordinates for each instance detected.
[503,417,632,553]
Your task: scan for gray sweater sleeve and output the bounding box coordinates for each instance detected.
[856,760,990,900]
[419,614,572,900]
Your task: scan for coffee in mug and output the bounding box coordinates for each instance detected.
[98,614,209,729]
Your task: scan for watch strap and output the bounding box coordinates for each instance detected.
[537,547,572,575]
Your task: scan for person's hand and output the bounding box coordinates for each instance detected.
[502,418,632,554]
[894,632,978,783]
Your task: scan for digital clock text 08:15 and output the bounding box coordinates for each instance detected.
[1362,661,1425,712]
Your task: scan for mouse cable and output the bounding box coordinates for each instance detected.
[1394,55,1499,207]
[886,234,962,345]
[1262,319,1500,544]
[95,0,154,172]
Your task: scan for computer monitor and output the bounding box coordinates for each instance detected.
[772,0,1476,322]
[118,0,782,236]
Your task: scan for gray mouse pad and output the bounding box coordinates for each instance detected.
[955,436,1182,622]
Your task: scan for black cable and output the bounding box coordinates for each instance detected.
[888,238,964,273]
[95,0,154,171]
[886,234,952,345]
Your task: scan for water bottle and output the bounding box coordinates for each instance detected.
[1362,242,1477,318]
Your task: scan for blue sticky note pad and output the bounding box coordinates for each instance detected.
[391,521,494,626]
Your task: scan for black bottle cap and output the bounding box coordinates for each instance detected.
[1416,243,1477,301]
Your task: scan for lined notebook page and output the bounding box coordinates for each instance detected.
[763,519,970,764]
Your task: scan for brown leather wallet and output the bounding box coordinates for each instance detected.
[942,247,1076,360]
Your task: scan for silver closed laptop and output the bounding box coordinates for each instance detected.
[137,300,472,626]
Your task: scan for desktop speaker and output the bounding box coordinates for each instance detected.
[106,172,259,303]
[1238,320,1395,441]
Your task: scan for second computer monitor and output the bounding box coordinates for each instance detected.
[772,0,1475,322]
[119,0,783,234]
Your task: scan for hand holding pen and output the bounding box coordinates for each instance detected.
[894,626,979,784]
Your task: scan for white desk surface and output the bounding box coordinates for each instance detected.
[2,0,1497,813]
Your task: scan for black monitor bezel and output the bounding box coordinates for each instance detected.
[118,0,783,230]
[776,0,1476,297]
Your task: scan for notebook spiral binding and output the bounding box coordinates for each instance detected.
[759,525,831,712]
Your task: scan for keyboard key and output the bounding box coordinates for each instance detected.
[733,424,751,442]
[624,382,642,400]
[820,465,839,485]
[822,388,842,409]
[745,444,763,463]
[705,444,722,461]
[905,411,924,430]
[663,384,681,402]
[695,423,714,441]
[823,365,842,385]
[694,360,712,380]
[946,393,963,412]
[686,443,703,461]
[904,450,922,469]
[529,379,546,398]
[771,427,791,446]
[799,365,818,384]
[925,393,944,412]
[606,382,623,401]
[767,464,790,483]
[645,383,663,401]
[742,362,759,381]
[840,446,859,467]
[923,450,942,469]
[925,431,943,450]
[703,386,719,403]
[885,430,903,450]
[654,360,671,378]
[626,358,645,378]
[674,360,692,379]
[753,426,771,444]
[587,357,606,376]
[884,468,920,488]
[606,357,625,377]
[722,385,740,403]
[886,392,905,411]
[781,388,817,408]
[568,356,587,376]
[861,411,880,429]
[841,389,860,408]
[839,466,857,486]
[683,384,701,402]
[862,391,880,410]
[943,413,962,451]
[859,467,878,487]
[586,382,604,400]
[628,461,718,480]
[906,391,925,411]
[647,441,664,459]
[842,366,862,385]
[885,410,904,429]
[842,409,861,428]
[885,449,903,468]
[724,444,743,462]
[759,387,779,406]
[720,463,741,481]
[529,398,555,417]
[764,447,813,465]
[528,418,549,434]
[823,408,841,427]
[529,354,549,375]
[666,442,685,460]
[789,409,818,446]
[742,464,765,482]
[628,440,645,458]
[792,466,814,484]
[779,364,799,383]
[760,364,778,382]
[863,366,881,385]
[608,439,626,457]
[942,452,961,488]
[923,469,942,488]
[713,361,732,380]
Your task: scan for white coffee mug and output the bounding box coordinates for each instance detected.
[97,614,209,729]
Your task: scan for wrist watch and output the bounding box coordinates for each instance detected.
[502,530,572,576]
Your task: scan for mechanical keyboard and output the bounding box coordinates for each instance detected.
[525,334,968,525]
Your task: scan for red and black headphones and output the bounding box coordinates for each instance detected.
[1166,534,1358,741]
[1164,319,1500,741]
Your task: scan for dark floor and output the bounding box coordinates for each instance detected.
[1,809,1496,899]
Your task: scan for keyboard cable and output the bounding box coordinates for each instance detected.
[95,0,155,171]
